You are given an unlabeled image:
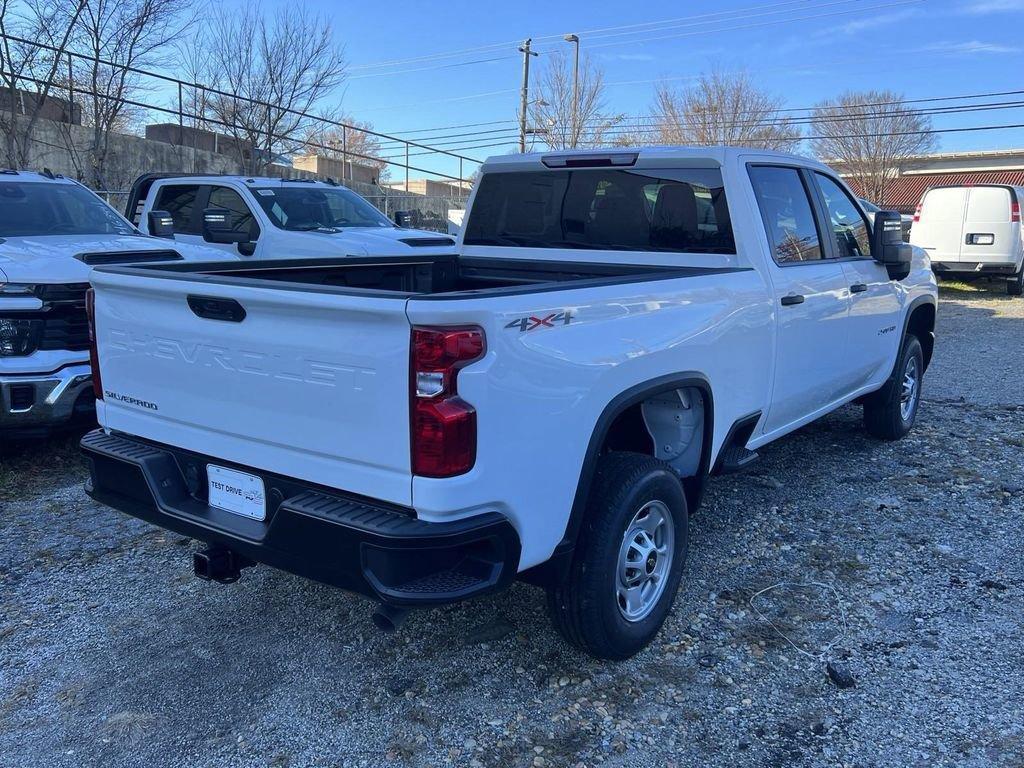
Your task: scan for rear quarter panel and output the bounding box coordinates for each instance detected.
[407,269,772,569]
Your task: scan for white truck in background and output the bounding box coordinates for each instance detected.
[0,170,228,439]
[127,174,458,260]
[910,183,1024,295]
[82,147,937,659]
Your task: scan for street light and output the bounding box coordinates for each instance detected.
[563,34,579,149]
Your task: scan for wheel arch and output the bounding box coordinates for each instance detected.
[520,373,714,588]
[904,295,937,370]
[572,373,713,550]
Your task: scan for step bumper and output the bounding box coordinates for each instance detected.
[80,429,521,607]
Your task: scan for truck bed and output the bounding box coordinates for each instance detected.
[88,252,750,512]
[93,254,743,298]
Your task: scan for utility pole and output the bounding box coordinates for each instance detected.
[518,38,538,153]
[564,34,580,149]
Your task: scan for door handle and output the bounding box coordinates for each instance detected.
[850,283,868,294]
[187,295,247,322]
[780,294,805,306]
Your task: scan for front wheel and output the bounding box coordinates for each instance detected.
[863,334,924,440]
[546,452,688,660]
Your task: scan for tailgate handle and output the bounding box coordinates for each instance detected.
[187,295,246,322]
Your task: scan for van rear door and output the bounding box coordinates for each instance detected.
[962,186,1017,266]
[911,187,968,263]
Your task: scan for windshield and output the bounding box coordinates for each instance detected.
[252,186,393,231]
[0,181,136,237]
[858,198,881,213]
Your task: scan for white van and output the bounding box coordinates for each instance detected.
[910,184,1024,295]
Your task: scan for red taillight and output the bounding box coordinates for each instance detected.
[912,203,922,223]
[410,326,485,478]
[85,288,102,400]
[1012,201,1021,223]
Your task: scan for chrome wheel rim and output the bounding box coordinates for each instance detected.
[616,500,674,622]
[900,355,920,421]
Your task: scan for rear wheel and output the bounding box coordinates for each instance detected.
[546,452,688,660]
[863,334,924,440]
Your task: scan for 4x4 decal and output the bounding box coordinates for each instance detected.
[505,311,574,332]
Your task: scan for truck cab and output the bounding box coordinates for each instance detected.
[128,175,458,260]
[0,170,228,438]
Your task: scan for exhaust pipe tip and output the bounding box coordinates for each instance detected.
[371,604,409,633]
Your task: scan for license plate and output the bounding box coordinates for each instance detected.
[207,464,266,521]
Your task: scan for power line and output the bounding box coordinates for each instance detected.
[347,0,831,72]
[536,0,922,54]
[398,121,1024,160]
[345,0,890,81]
[377,88,1024,144]
[372,98,1024,151]
[591,99,1024,136]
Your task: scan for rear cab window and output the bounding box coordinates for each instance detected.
[463,168,735,254]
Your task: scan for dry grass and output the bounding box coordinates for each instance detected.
[0,432,88,502]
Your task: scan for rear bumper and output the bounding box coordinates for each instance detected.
[81,429,521,607]
[932,261,1021,276]
[0,363,94,436]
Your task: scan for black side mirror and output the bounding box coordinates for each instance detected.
[147,210,175,239]
[202,207,248,244]
[871,210,912,280]
[393,210,413,228]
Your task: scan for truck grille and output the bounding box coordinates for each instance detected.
[35,283,90,351]
[38,307,90,350]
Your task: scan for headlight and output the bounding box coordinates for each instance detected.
[0,317,41,356]
[0,283,37,295]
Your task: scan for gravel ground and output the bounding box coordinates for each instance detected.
[2,284,1022,768]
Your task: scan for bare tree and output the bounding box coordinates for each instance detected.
[201,5,346,174]
[0,0,85,168]
[70,0,195,188]
[303,115,389,180]
[531,51,622,150]
[653,69,800,150]
[810,90,937,205]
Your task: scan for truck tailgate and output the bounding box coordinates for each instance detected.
[90,269,413,506]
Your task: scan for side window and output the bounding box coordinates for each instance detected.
[815,173,872,259]
[154,184,201,234]
[748,166,823,264]
[208,186,259,240]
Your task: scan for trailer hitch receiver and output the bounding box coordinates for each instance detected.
[193,546,255,584]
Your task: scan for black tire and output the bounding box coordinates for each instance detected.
[1008,269,1023,296]
[863,334,924,440]
[546,452,688,660]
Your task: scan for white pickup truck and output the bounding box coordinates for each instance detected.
[127,174,457,259]
[0,170,227,439]
[82,147,937,659]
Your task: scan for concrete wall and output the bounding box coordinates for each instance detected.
[293,154,379,184]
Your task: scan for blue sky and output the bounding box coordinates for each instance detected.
[230,0,1024,179]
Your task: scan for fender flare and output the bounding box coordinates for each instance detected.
[565,372,714,546]
[901,294,937,370]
